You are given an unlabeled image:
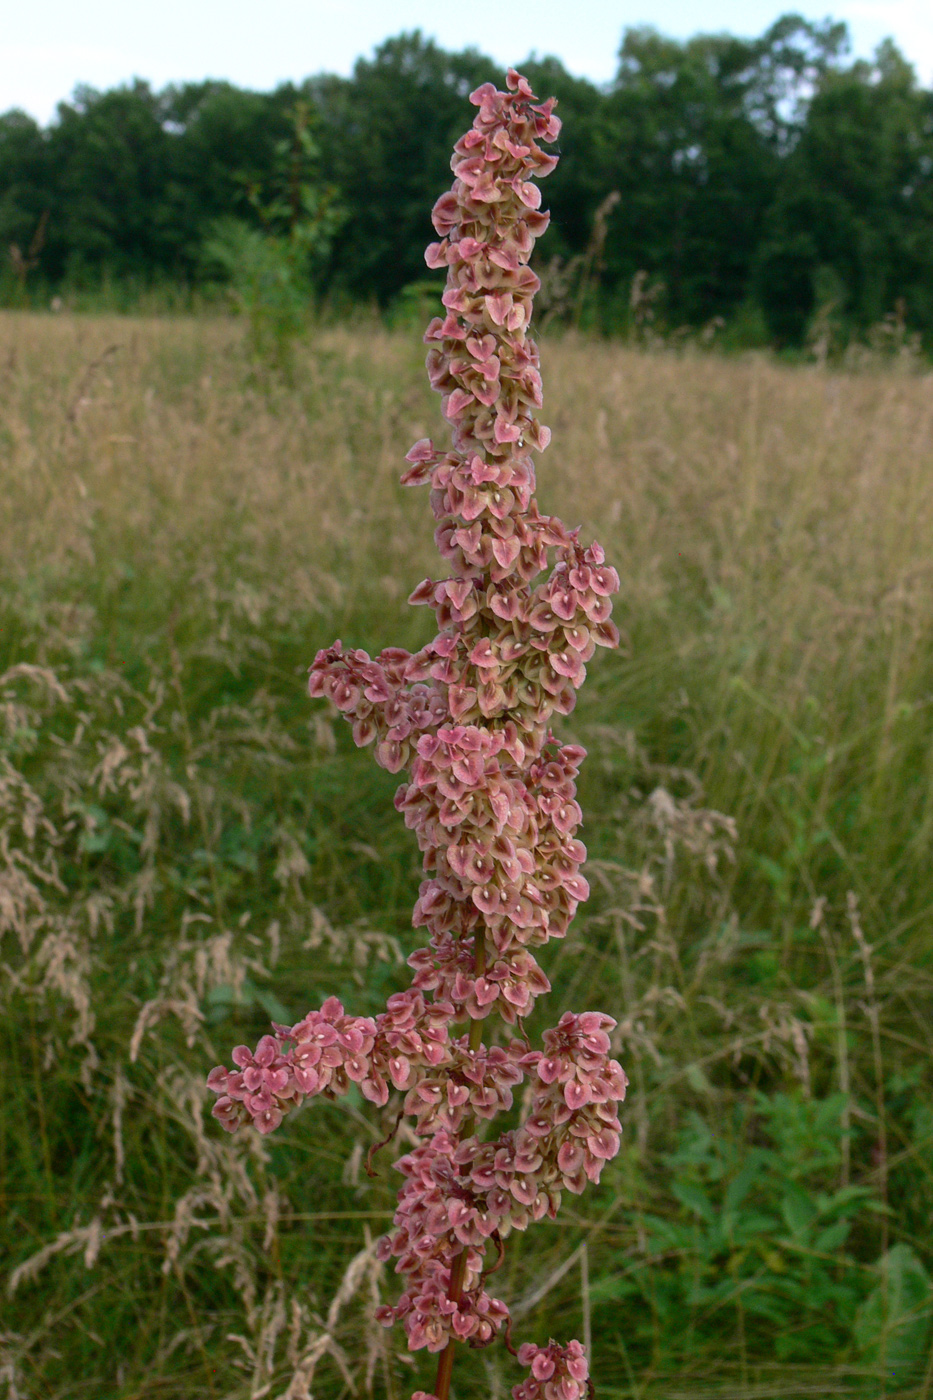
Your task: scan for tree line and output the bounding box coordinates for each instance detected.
[2,17,932,346]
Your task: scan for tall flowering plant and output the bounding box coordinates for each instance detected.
[208,71,627,1400]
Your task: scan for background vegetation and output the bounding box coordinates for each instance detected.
[2,310,932,1397]
[2,16,933,349]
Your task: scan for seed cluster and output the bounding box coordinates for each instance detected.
[207,70,626,1398]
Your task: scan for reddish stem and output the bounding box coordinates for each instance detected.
[434,926,487,1400]
[433,1247,468,1400]
[468,928,487,1052]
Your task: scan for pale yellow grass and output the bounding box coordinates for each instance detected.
[5,309,931,607]
[7,307,933,936]
[4,309,933,748]
[3,311,933,1397]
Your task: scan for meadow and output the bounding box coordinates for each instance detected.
[1,310,932,1399]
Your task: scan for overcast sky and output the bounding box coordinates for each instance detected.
[3,0,930,125]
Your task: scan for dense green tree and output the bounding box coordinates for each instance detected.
[757,41,933,343]
[161,81,294,258]
[595,17,850,328]
[305,32,500,303]
[602,28,773,325]
[0,110,50,259]
[0,16,930,345]
[505,57,608,267]
[4,79,294,286]
[740,12,849,150]
[41,82,178,280]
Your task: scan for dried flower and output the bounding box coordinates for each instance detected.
[208,68,626,1400]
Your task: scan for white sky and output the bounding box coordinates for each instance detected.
[2,0,931,124]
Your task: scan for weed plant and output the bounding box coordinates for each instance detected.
[1,311,932,1397]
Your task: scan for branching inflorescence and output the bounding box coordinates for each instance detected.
[207,70,627,1400]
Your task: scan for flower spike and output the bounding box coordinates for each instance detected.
[207,71,626,1400]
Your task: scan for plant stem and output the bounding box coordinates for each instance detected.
[433,1247,468,1400]
[469,928,487,1053]
[434,926,487,1400]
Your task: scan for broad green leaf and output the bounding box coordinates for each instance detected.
[814,1219,851,1253]
[723,1159,761,1216]
[782,1186,817,1240]
[672,1180,715,1223]
[854,1244,933,1376]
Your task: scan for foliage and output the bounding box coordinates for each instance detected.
[595,1096,883,1364]
[202,103,344,366]
[855,1244,933,1382]
[756,41,933,345]
[2,20,932,350]
[306,33,498,306]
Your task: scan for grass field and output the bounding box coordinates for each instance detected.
[2,310,932,1399]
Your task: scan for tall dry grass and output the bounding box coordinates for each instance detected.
[1,311,932,1399]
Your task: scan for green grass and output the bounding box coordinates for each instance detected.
[1,311,931,1398]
